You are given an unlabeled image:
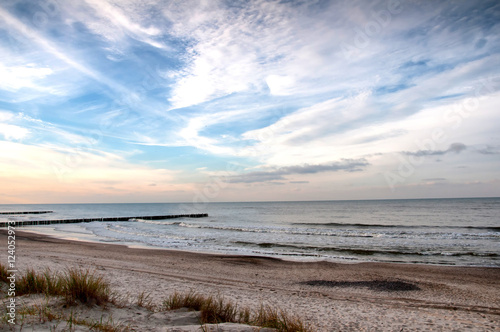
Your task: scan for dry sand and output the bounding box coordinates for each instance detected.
[1,230,499,331]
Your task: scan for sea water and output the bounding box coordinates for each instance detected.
[1,198,499,267]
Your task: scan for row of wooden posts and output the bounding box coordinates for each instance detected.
[0,213,208,227]
[0,211,53,215]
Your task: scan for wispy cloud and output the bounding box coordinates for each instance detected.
[476,145,500,155]
[403,143,467,157]
[82,0,164,48]
[0,123,30,140]
[164,0,297,109]
[227,159,369,183]
[0,63,53,92]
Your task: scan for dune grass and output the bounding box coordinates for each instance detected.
[163,291,311,332]
[1,264,312,331]
[15,268,55,295]
[164,291,240,324]
[62,268,111,305]
[254,304,310,331]
[0,263,110,306]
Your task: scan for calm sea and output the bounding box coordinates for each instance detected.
[1,198,499,267]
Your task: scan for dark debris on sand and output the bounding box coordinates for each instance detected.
[300,279,420,292]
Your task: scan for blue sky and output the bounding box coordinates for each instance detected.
[0,0,499,204]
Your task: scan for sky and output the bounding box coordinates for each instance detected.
[0,0,499,204]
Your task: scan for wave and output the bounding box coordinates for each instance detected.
[126,216,500,233]
[166,222,500,240]
[132,219,182,226]
[173,223,378,237]
[122,220,500,241]
[291,222,500,232]
[233,241,500,258]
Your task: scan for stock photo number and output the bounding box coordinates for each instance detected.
[6,221,17,324]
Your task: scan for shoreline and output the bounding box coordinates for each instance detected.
[13,226,499,268]
[2,230,500,331]
[12,226,371,265]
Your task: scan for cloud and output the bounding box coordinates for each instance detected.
[448,143,468,153]
[1,1,500,202]
[266,75,296,96]
[227,159,369,183]
[0,110,31,140]
[174,109,248,155]
[164,1,358,109]
[0,7,131,97]
[0,123,30,140]
[81,0,166,49]
[164,0,286,109]
[0,63,53,92]
[0,110,14,121]
[403,143,467,157]
[476,145,500,155]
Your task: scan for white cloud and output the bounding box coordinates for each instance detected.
[266,75,296,96]
[162,1,415,108]
[237,83,500,172]
[240,91,374,164]
[165,0,301,109]
[81,0,166,49]
[175,109,250,155]
[0,110,14,122]
[0,110,30,140]
[0,63,53,92]
[0,123,30,140]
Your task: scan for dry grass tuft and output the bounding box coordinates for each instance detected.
[136,291,156,311]
[254,304,310,331]
[163,291,206,311]
[199,295,239,324]
[163,291,312,332]
[15,268,54,295]
[0,263,111,306]
[62,268,111,305]
[44,269,64,296]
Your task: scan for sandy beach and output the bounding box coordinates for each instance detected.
[1,230,499,331]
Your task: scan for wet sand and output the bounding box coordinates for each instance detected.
[1,230,499,331]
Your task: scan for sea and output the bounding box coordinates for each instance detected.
[1,198,499,267]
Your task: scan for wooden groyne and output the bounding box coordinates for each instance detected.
[0,211,53,215]
[0,213,208,227]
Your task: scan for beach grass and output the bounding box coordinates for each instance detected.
[254,304,310,331]
[62,268,111,305]
[1,263,311,331]
[15,268,54,295]
[163,291,311,332]
[0,263,111,305]
[136,291,155,311]
[164,291,239,324]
